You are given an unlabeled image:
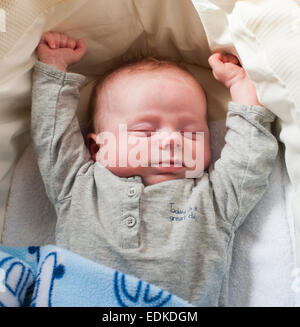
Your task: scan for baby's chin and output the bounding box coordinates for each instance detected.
[103,162,208,186]
[104,165,186,186]
[141,173,183,186]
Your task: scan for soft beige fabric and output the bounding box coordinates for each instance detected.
[193,0,300,264]
[0,0,231,239]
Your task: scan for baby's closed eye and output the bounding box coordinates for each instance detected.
[180,131,203,140]
[128,129,203,140]
[128,129,156,137]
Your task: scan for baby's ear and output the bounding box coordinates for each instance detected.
[87,133,99,161]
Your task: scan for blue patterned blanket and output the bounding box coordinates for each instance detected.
[0,245,192,307]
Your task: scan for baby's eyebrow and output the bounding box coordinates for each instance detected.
[127,113,205,129]
[176,115,205,127]
[179,118,202,125]
[128,114,159,126]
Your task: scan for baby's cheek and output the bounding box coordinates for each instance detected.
[95,139,119,170]
[127,137,151,168]
[203,144,211,169]
[183,139,201,164]
[96,136,151,178]
[183,136,210,178]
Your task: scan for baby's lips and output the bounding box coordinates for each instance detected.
[150,159,186,167]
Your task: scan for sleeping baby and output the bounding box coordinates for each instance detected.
[31,31,278,306]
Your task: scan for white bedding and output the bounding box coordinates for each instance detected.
[193,0,300,265]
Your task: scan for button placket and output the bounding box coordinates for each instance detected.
[119,183,142,249]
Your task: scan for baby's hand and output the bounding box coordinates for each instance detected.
[208,52,261,106]
[37,32,87,72]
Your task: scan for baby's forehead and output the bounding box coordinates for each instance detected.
[107,65,204,110]
[101,59,201,91]
[92,59,207,131]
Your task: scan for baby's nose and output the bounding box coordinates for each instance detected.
[158,131,183,149]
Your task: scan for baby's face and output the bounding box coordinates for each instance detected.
[88,67,210,186]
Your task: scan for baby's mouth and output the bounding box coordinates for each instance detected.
[151,159,186,171]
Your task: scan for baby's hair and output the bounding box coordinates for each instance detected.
[86,57,204,133]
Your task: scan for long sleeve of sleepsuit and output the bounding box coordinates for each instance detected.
[206,102,278,306]
[208,102,278,229]
[31,61,91,204]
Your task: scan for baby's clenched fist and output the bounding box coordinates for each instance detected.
[208,52,261,106]
[37,31,87,72]
[208,53,244,89]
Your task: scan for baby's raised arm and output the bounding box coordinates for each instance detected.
[206,53,278,228]
[31,32,91,204]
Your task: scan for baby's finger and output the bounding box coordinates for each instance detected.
[208,52,226,74]
[60,33,68,48]
[53,32,61,49]
[40,32,56,49]
[67,38,76,49]
[208,52,223,65]
[73,39,87,59]
[223,54,240,65]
